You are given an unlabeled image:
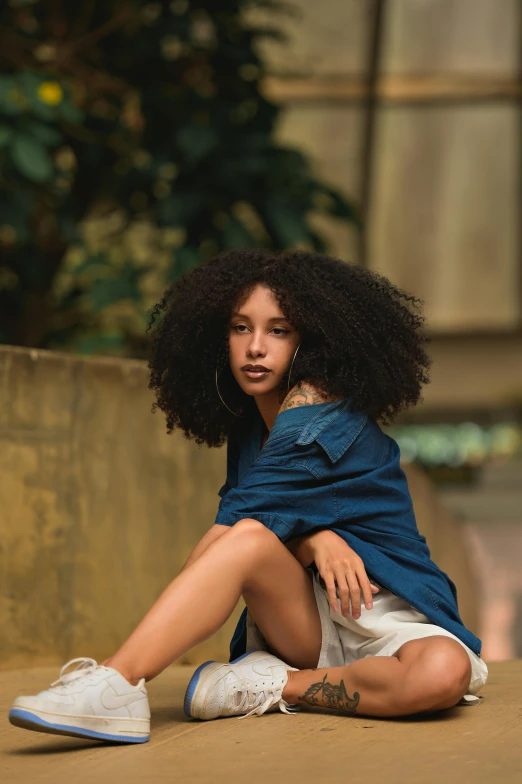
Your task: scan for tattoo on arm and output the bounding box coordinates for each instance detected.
[280,385,331,413]
[296,672,360,716]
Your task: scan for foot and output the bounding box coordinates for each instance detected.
[8,657,150,744]
[184,650,301,721]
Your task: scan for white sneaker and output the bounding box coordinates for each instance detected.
[8,657,150,744]
[184,650,301,720]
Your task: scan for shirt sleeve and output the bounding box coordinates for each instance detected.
[214,454,336,542]
[217,426,241,499]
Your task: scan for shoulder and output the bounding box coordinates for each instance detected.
[278,382,343,415]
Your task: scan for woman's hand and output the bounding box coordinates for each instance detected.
[306,530,380,619]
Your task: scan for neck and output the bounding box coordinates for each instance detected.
[254,390,284,433]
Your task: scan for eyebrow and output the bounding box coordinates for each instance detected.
[231,312,290,322]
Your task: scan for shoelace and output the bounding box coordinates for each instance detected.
[50,657,104,689]
[232,679,301,720]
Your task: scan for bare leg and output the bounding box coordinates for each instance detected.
[282,636,473,717]
[102,518,322,684]
[102,519,471,717]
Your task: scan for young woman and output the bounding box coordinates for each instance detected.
[9,249,488,743]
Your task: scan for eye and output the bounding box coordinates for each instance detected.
[231,325,289,335]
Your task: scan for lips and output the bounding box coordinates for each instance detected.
[242,366,269,372]
[242,367,270,380]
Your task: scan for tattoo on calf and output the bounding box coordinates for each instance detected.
[296,672,360,715]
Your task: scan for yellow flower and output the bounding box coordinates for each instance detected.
[37,81,63,106]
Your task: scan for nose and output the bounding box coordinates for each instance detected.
[247,333,267,357]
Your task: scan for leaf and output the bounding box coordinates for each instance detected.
[0,125,12,148]
[0,188,35,243]
[299,673,327,706]
[16,72,56,120]
[156,192,204,226]
[0,76,25,116]
[24,120,62,147]
[221,216,257,249]
[169,246,201,278]
[261,199,310,247]
[307,229,328,254]
[176,125,218,158]
[73,252,112,276]
[88,278,136,312]
[72,333,126,355]
[59,100,84,125]
[31,101,55,121]
[322,681,343,709]
[10,134,54,183]
[17,71,42,95]
[57,214,81,244]
[86,261,145,312]
[313,182,361,226]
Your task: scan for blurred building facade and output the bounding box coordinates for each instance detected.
[253,0,522,659]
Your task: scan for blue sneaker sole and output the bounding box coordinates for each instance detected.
[8,708,150,744]
[183,650,254,719]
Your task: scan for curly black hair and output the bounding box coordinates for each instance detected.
[146,248,431,448]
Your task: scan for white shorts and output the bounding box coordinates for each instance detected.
[245,566,488,706]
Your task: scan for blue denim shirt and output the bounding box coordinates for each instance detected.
[214,399,482,660]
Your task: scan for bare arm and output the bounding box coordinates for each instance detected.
[284,535,315,568]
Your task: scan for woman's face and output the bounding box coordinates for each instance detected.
[228,284,300,402]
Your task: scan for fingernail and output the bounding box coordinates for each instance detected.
[366,603,373,609]
[353,613,360,619]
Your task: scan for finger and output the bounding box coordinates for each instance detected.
[335,571,351,618]
[323,572,339,613]
[346,573,362,617]
[371,584,380,593]
[358,570,375,610]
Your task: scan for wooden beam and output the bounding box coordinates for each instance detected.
[262,74,522,104]
[396,333,522,417]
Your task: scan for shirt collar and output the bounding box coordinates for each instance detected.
[265,398,368,463]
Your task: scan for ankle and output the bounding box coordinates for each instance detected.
[282,669,301,702]
[102,657,141,688]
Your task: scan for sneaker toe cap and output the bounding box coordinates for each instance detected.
[11,696,43,713]
[11,693,71,712]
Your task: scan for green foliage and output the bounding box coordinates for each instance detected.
[0,0,358,357]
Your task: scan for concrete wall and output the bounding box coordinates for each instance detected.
[0,345,233,669]
[255,0,521,334]
[0,346,479,669]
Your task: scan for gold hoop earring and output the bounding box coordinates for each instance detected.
[286,343,301,395]
[215,363,246,418]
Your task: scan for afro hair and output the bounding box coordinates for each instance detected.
[146,248,431,448]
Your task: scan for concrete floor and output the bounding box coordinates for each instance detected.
[1,661,520,784]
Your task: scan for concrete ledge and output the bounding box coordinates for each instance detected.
[0,661,519,783]
[0,345,480,669]
[0,345,239,668]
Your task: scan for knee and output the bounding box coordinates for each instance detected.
[417,641,472,709]
[227,518,280,560]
